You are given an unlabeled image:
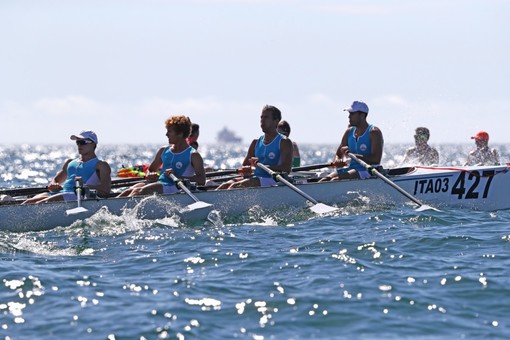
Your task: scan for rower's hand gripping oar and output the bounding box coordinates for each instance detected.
[167,173,216,214]
[65,178,88,216]
[256,163,338,214]
[347,153,438,212]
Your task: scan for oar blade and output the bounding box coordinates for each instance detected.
[415,204,441,212]
[183,201,213,212]
[65,206,88,216]
[310,202,338,214]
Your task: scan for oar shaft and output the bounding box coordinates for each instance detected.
[1,176,145,197]
[347,153,424,207]
[205,169,240,177]
[205,163,332,179]
[291,163,332,172]
[0,187,48,196]
[256,163,319,204]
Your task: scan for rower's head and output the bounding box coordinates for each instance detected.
[277,120,291,137]
[471,130,489,147]
[187,123,200,149]
[260,105,281,133]
[414,127,430,144]
[165,115,192,143]
[71,130,98,150]
[344,100,369,126]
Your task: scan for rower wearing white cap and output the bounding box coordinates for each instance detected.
[22,130,112,204]
[321,100,384,181]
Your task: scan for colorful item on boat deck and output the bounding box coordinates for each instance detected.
[117,164,154,178]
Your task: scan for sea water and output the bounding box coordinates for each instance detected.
[1,143,510,339]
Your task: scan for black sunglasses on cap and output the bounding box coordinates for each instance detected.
[76,139,94,145]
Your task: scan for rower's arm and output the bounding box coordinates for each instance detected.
[186,152,206,185]
[242,139,257,166]
[91,161,112,197]
[148,147,165,172]
[48,159,72,192]
[361,127,383,165]
[271,137,292,173]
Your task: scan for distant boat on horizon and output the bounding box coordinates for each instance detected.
[216,126,243,144]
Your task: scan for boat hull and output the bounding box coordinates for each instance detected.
[1,165,508,232]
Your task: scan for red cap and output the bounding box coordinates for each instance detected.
[471,131,489,141]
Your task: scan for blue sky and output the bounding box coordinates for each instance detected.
[1,0,509,145]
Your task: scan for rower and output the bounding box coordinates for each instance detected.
[464,131,500,166]
[216,105,293,189]
[117,115,206,197]
[320,100,384,181]
[277,120,301,167]
[402,127,439,166]
[22,130,112,204]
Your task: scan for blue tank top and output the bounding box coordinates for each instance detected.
[158,146,194,186]
[348,125,375,172]
[254,134,284,178]
[62,158,100,192]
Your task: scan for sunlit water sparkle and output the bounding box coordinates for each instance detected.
[1,143,510,339]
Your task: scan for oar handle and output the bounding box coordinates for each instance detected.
[347,153,424,207]
[256,163,319,205]
[75,178,83,208]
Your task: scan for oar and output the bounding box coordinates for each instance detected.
[205,163,333,178]
[65,179,88,215]
[111,177,146,189]
[168,173,214,213]
[1,177,146,197]
[205,169,240,177]
[256,163,338,214]
[347,153,438,211]
[291,163,333,172]
[0,186,48,197]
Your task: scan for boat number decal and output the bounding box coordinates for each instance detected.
[413,170,495,199]
[413,178,449,195]
[451,170,495,199]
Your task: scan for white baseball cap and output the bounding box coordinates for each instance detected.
[344,101,369,114]
[70,130,98,144]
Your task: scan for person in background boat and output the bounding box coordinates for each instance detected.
[22,130,112,204]
[320,100,383,181]
[402,127,439,166]
[117,116,206,197]
[277,120,301,167]
[464,130,500,166]
[187,123,200,149]
[216,105,293,189]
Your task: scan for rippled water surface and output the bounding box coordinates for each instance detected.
[1,143,510,339]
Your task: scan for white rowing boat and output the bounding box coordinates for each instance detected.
[1,164,508,232]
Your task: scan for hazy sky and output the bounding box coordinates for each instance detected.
[1,0,509,145]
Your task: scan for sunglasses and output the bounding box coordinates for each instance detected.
[76,139,94,145]
[414,134,428,141]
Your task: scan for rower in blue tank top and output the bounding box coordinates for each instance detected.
[346,124,375,174]
[61,157,100,193]
[117,115,207,198]
[22,130,112,204]
[253,133,284,178]
[216,105,293,190]
[320,100,384,182]
[158,145,196,193]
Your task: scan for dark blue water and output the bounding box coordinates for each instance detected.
[1,144,510,339]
